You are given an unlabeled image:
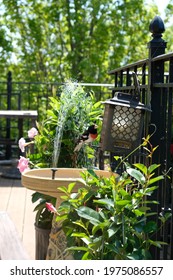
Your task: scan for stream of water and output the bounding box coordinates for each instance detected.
[52,81,78,167]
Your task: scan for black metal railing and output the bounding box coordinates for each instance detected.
[104,16,173,260]
[0,73,113,159]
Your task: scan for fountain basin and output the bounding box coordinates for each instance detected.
[22,168,117,198]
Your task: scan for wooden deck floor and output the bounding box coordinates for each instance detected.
[0,166,35,259]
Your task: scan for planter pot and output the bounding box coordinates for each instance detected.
[34,224,51,260]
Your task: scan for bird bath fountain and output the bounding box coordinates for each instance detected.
[22,167,117,260]
[21,81,118,260]
[22,167,115,199]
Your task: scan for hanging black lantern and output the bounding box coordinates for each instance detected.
[100,91,151,154]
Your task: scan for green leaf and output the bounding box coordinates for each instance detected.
[87,169,99,179]
[164,212,172,220]
[60,195,69,200]
[105,243,120,254]
[133,209,145,217]
[91,101,101,109]
[81,237,92,245]
[119,189,132,200]
[159,212,172,223]
[82,252,92,260]
[58,201,71,211]
[67,182,76,193]
[114,156,122,161]
[31,192,42,203]
[137,206,151,212]
[133,163,147,176]
[116,200,131,206]
[70,193,79,199]
[145,212,157,217]
[132,192,144,199]
[108,225,121,237]
[88,237,103,249]
[76,206,101,225]
[33,200,46,211]
[148,240,167,248]
[143,221,157,233]
[66,246,89,252]
[92,221,110,235]
[31,192,52,203]
[127,253,141,260]
[58,186,68,194]
[148,164,160,174]
[94,198,114,208]
[125,166,146,184]
[143,200,159,204]
[148,175,164,186]
[73,220,88,231]
[71,232,88,238]
[134,221,145,232]
[55,214,68,222]
[144,186,158,194]
[88,110,102,116]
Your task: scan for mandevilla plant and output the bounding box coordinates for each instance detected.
[54,136,171,260]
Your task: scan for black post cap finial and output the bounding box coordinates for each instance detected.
[149,15,165,38]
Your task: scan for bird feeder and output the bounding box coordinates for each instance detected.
[100,91,151,154]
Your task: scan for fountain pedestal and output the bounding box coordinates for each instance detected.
[46,195,73,260]
[46,213,73,260]
[22,168,117,260]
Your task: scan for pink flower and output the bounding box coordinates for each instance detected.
[17,156,30,173]
[18,137,26,152]
[46,202,57,214]
[28,127,38,139]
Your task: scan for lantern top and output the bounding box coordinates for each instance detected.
[103,92,151,112]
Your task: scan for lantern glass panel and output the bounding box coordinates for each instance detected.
[111,106,141,143]
[100,103,144,153]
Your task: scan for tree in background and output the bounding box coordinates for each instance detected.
[164,0,173,50]
[0,0,170,83]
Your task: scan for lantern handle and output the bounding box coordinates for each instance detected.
[132,72,141,98]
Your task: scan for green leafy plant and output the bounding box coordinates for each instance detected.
[29,81,103,169]
[32,192,56,229]
[19,81,103,231]
[55,137,171,260]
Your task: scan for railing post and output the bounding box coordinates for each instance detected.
[7,71,12,110]
[6,71,12,159]
[147,16,167,259]
[147,16,167,150]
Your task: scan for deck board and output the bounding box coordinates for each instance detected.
[0,211,29,260]
[0,174,35,259]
